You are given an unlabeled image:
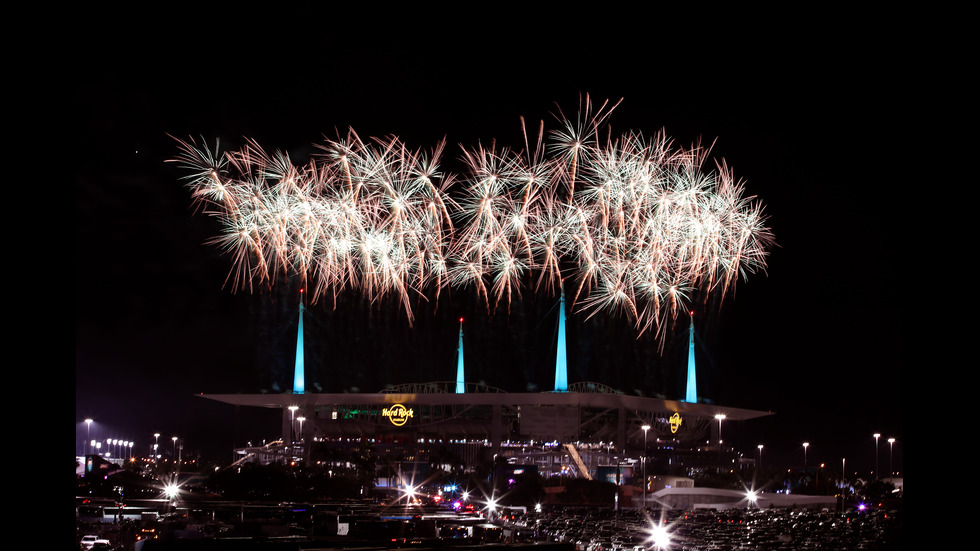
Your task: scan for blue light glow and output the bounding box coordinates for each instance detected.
[293,294,306,394]
[684,317,696,403]
[554,284,568,392]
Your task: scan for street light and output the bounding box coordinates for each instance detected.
[873,433,881,480]
[297,416,306,461]
[641,424,651,507]
[648,520,670,550]
[85,419,93,454]
[486,494,498,521]
[288,406,299,443]
[842,457,846,490]
[288,405,300,459]
[757,445,764,470]
[154,433,161,460]
[802,442,809,480]
[714,414,726,447]
[887,438,895,477]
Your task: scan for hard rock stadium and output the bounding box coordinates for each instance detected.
[201,290,771,482]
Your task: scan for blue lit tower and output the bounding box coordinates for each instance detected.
[554,281,568,392]
[684,313,697,403]
[292,289,306,394]
[455,318,465,394]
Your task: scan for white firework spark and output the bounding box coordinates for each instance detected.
[171,96,773,337]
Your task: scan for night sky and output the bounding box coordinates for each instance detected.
[75,26,902,477]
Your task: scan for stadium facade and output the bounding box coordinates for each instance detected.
[203,291,771,477]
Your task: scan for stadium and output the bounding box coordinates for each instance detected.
[203,290,772,483]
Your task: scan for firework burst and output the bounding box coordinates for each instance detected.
[171,96,773,338]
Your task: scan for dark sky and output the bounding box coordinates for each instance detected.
[75,27,902,476]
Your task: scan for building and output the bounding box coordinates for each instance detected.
[203,291,772,478]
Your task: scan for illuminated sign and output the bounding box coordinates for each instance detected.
[382,404,414,426]
[669,412,683,433]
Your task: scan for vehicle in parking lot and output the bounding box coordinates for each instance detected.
[79,535,110,549]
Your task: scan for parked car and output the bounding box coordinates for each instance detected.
[79,535,110,550]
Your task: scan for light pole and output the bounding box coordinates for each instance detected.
[873,433,881,480]
[154,433,161,460]
[714,414,726,471]
[802,442,809,484]
[85,419,93,454]
[288,405,299,442]
[172,436,178,467]
[641,424,650,508]
[297,416,306,462]
[288,405,299,459]
[887,438,895,477]
[757,445,763,470]
[714,414,726,447]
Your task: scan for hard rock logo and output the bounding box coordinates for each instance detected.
[382,404,414,427]
[669,412,683,434]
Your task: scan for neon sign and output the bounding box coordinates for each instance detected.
[669,412,683,433]
[382,404,414,426]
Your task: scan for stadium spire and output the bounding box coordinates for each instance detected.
[684,313,697,403]
[455,318,465,394]
[292,289,306,394]
[554,281,568,392]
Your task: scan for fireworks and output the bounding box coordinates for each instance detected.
[171,97,773,336]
